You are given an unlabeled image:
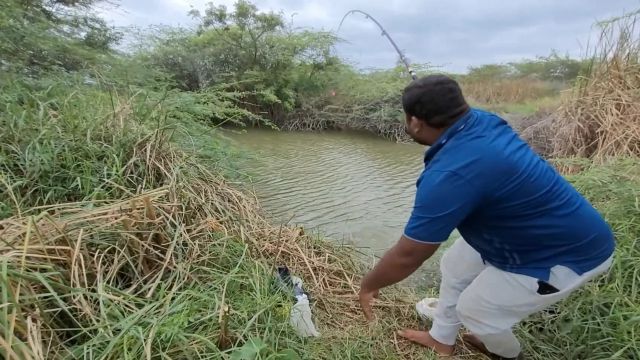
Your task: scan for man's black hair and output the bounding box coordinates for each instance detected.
[402,75,470,128]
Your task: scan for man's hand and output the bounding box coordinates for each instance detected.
[357,236,440,321]
[358,287,379,321]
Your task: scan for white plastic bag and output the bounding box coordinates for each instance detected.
[276,270,321,337]
[290,294,320,337]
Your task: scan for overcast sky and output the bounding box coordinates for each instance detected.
[100,0,639,73]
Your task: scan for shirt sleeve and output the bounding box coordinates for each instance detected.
[403,170,481,243]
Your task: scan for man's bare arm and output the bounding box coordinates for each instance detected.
[362,235,440,291]
[359,235,440,320]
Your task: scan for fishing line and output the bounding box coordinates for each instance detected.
[337,10,418,81]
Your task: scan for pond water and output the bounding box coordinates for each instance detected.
[227,128,449,284]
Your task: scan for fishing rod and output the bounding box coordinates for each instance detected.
[338,10,418,81]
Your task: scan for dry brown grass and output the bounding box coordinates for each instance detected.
[551,13,640,161]
[1,132,485,358]
[462,78,555,105]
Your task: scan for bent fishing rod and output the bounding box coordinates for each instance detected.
[338,10,418,81]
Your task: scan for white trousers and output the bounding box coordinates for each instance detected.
[429,237,613,358]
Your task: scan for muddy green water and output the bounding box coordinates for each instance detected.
[228,129,447,283]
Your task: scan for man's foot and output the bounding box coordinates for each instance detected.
[397,329,455,356]
[461,333,523,360]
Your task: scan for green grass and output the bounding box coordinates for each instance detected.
[2,69,639,360]
[0,73,428,359]
[0,74,158,216]
[517,159,640,359]
[2,72,638,359]
[0,73,248,217]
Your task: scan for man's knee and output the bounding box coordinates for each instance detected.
[455,296,481,332]
[455,292,500,335]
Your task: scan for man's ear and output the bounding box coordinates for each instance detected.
[411,116,423,132]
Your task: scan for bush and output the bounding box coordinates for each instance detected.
[551,13,640,160]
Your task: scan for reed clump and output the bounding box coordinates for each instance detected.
[551,13,640,161]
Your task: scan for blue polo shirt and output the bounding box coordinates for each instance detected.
[403,108,615,281]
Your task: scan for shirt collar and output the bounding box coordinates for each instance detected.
[424,109,475,166]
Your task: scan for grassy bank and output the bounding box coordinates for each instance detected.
[2,72,638,360]
[1,1,639,359]
[519,159,640,359]
[0,74,427,359]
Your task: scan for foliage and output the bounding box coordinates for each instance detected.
[0,3,420,357]
[459,51,588,107]
[139,1,342,122]
[466,51,589,82]
[518,159,640,359]
[129,1,581,132]
[0,0,122,74]
[0,71,267,217]
[511,51,588,82]
[466,63,514,80]
[284,64,449,141]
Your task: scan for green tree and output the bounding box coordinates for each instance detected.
[510,51,587,82]
[144,0,341,122]
[0,0,122,74]
[466,64,514,80]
